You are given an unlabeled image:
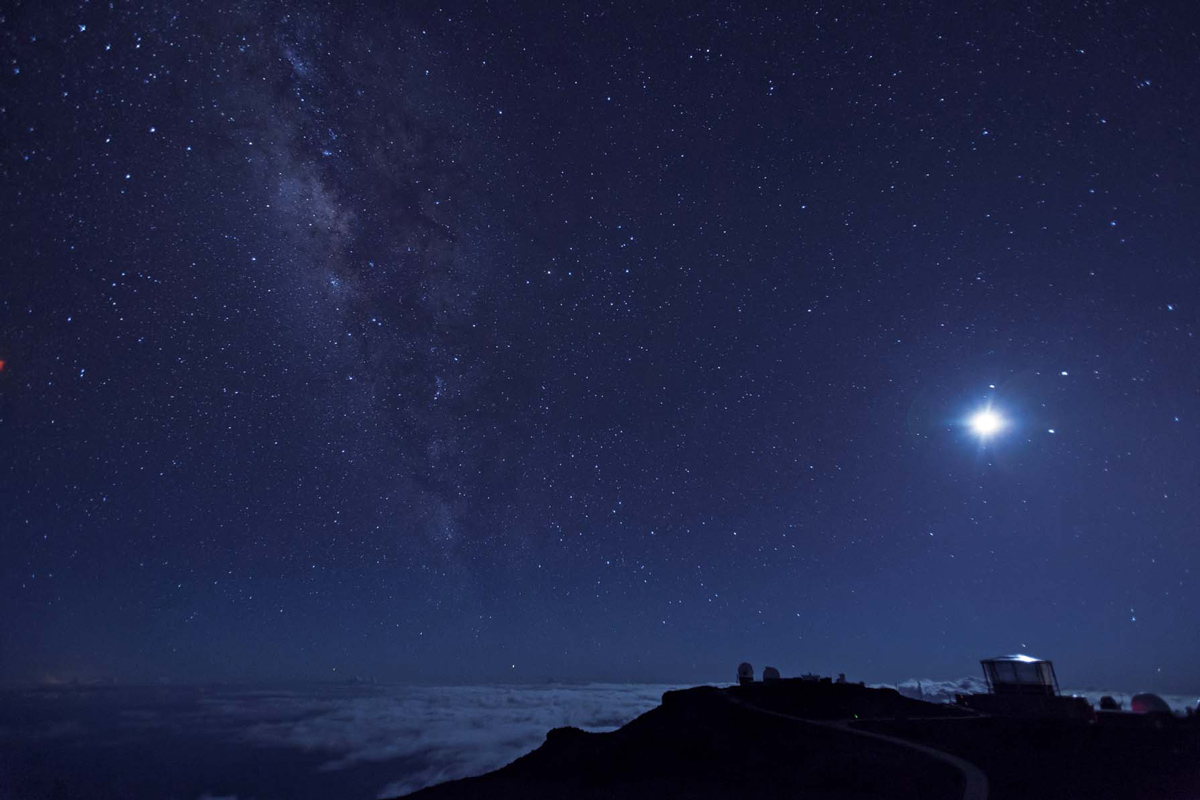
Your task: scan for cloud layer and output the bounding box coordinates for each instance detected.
[222,683,684,796]
[0,683,682,799]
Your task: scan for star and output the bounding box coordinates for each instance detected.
[968,408,1006,439]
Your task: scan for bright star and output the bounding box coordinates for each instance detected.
[968,408,1005,438]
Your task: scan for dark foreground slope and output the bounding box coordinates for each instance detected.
[401,682,964,800]
[859,714,1200,800]
[399,680,1200,800]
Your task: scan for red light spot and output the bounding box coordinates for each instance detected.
[0,360,6,372]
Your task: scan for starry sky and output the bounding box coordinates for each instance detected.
[2,2,1198,692]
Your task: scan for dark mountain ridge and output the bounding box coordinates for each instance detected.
[400,680,1200,800]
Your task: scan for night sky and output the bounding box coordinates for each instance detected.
[3,2,1198,692]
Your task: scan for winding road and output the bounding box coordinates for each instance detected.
[730,698,989,800]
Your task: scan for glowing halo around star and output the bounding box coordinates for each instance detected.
[968,408,1006,439]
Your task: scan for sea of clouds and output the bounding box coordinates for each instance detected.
[217,683,685,796]
[1,679,1195,800]
[0,682,684,800]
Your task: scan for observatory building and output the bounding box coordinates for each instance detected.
[981,653,1061,696]
[737,662,755,685]
[958,654,1093,720]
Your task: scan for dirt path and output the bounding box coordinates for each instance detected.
[730,699,989,800]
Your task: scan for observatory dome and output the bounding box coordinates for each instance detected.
[1130,693,1171,715]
